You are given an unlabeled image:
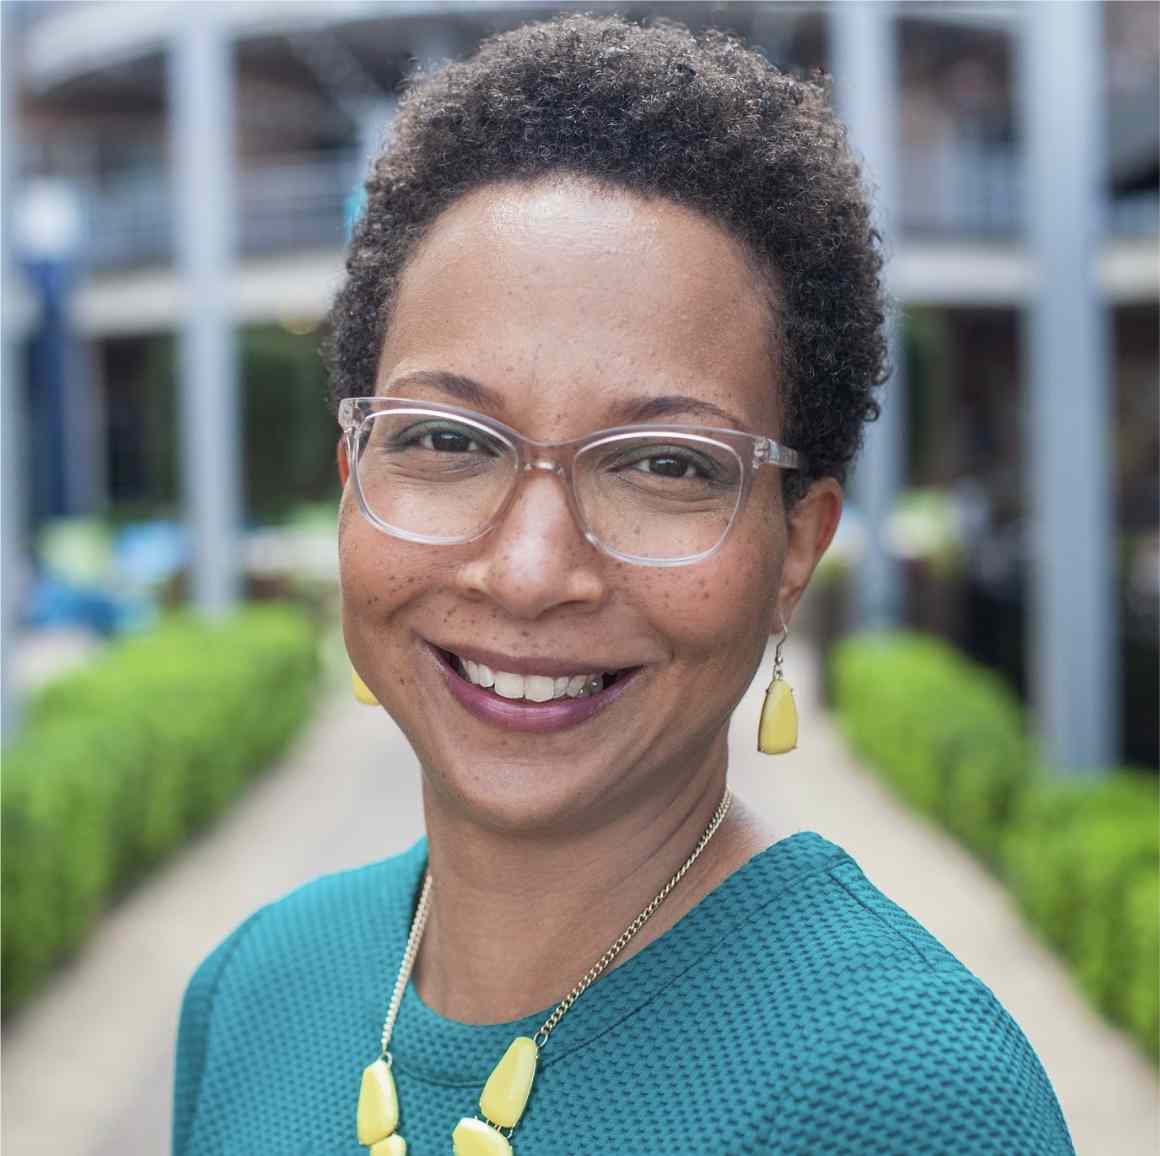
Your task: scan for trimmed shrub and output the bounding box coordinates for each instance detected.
[831,631,1031,863]
[1002,773,1158,952]
[1123,871,1160,1062]
[1004,772,1159,1060]
[831,630,1160,1064]
[2,604,319,1011]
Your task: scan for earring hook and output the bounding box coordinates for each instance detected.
[773,621,790,675]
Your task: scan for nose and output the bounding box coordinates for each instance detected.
[454,464,607,620]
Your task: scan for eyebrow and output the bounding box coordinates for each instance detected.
[382,369,749,430]
[382,370,498,412]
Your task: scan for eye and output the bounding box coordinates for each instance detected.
[390,420,498,456]
[629,452,705,480]
[419,428,482,453]
[616,442,729,483]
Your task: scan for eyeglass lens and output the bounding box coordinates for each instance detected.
[354,410,745,562]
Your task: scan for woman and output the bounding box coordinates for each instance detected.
[173,14,1074,1156]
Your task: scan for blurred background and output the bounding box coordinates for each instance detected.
[1,2,1157,1154]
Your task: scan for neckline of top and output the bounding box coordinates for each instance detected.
[388,827,848,1086]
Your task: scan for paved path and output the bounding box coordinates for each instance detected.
[3,640,1157,1155]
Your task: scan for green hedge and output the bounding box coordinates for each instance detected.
[2,604,319,1011]
[1002,773,1159,1060]
[832,630,1160,1063]
[831,632,1033,864]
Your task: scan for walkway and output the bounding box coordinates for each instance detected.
[2,639,1157,1154]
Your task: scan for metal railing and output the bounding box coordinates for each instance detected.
[79,145,1156,271]
[898,139,1158,238]
[84,150,362,270]
[899,140,1022,237]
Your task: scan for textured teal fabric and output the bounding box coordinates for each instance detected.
[173,832,1075,1155]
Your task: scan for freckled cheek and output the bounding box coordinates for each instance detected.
[657,516,782,650]
[338,521,428,622]
[632,551,775,659]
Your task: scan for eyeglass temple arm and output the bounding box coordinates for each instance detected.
[754,437,808,473]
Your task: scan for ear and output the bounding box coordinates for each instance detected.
[337,436,350,487]
[772,477,843,633]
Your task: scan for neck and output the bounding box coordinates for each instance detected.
[411,751,776,1026]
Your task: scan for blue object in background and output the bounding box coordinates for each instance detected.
[23,257,75,525]
[114,520,189,592]
[343,185,366,242]
[23,520,189,636]
[24,574,132,636]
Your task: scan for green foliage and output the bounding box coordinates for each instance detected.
[123,326,339,522]
[831,631,1030,863]
[1004,772,1159,1061]
[2,604,319,1012]
[1123,872,1160,1062]
[831,630,1160,1064]
[241,327,340,521]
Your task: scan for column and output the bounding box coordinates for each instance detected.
[2,0,25,736]
[1020,1,1117,771]
[830,2,905,629]
[169,8,242,615]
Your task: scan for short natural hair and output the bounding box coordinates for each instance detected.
[328,12,888,508]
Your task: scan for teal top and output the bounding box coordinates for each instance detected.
[173,832,1075,1155]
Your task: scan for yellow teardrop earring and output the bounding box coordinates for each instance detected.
[352,669,379,706]
[757,622,798,754]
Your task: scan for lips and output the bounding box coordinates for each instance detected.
[426,644,641,733]
[439,648,627,702]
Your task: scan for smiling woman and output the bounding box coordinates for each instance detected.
[172,13,1075,1156]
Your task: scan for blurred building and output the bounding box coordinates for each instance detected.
[6,1,1158,765]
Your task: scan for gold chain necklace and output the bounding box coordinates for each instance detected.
[356,788,733,1156]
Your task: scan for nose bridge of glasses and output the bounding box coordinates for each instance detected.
[504,450,593,545]
[523,456,566,478]
[511,454,581,520]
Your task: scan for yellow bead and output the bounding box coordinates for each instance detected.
[452,1118,513,1156]
[479,1036,538,1129]
[357,1059,399,1145]
[370,1136,407,1156]
[352,669,379,705]
[758,677,798,754]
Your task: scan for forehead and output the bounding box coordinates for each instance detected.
[376,179,781,435]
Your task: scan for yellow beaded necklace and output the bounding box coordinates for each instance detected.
[356,788,733,1155]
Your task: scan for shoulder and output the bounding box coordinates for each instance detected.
[736,838,1075,1154]
[172,840,426,1155]
[183,838,425,990]
[717,832,971,981]
[770,967,1076,1155]
[178,837,426,999]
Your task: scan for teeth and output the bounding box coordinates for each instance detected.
[455,655,609,702]
[524,675,556,703]
[493,671,525,699]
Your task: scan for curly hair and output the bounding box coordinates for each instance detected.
[327,12,887,508]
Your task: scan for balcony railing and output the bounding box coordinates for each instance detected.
[83,151,362,270]
[79,146,1156,271]
[899,140,1158,238]
[899,140,1022,237]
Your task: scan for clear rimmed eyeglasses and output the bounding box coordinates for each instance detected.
[338,397,808,567]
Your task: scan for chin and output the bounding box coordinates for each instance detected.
[420,749,621,836]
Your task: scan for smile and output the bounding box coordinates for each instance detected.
[427,644,641,733]
[451,651,623,701]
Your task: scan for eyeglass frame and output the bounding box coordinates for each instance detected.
[337,395,809,568]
